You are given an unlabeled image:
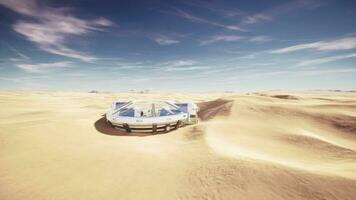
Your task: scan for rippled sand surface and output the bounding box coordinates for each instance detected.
[1,91,356,200]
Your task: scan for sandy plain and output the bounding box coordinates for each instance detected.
[0,91,356,200]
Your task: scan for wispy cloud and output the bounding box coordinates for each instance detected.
[165,60,196,68]
[270,37,356,54]
[0,0,113,62]
[164,66,208,72]
[115,30,184,46]
[241,0,325,26]
[163,8,246,32]
[249,35,272,43]
[182,1,246,18]
[200,35,244,45]
[10,47,29,60]
[153,36,180,46]
[17,61,72,73]
[242,14,272,25]
[0,45,31,62]
[238,52,260,59]
[297,53,356,66]
[157,60,209,71]
[171,60,196,66]
[114,61,147,70]
[184,1,324,28]
[200,35,271,45]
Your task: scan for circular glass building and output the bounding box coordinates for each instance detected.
[106,100,199,133]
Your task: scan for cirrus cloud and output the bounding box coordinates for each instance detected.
[17,61,72,73]
[162,8,247,32]
[249,35,272,43]
[297,53,356,66]
[153,36,180,46]
[200,35,244,45]
[270,37,356,53]
[157,60,209,72]
[0,0,113,62]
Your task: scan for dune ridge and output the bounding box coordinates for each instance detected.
[1,92,356,199]
[205,94,356,178]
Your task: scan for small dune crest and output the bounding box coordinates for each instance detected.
[197,99,233,121]
[271,94,299,100]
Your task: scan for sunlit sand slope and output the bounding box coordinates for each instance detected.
[0,92,356,200]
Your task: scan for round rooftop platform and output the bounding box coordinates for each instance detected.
[113,100,182,118]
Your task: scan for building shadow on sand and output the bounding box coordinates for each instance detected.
[94,115,156,137]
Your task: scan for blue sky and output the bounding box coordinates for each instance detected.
[0,0,356,92]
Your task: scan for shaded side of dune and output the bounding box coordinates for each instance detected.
[271,94,299,100]
[314,114,356,135]
[198,99,233,121]
[254,93,299,100]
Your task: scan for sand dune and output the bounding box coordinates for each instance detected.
[1,91,356,200]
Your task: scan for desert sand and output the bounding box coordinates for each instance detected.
[1,91,356,200]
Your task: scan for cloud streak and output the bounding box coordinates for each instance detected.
[200,35,244,45]
[153,36,180,46]
[164,8,246,32]
[0,0,113,61]
[157,60,209,71]
[182,1,246,18]
[242,14,271,24]
[270,37,356,53]
[17,61,72,73]
[249,35,272,43]
[164,66,208,72]
[240,0,325,26]
[200,35,271,45]
[297,53,356,66]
